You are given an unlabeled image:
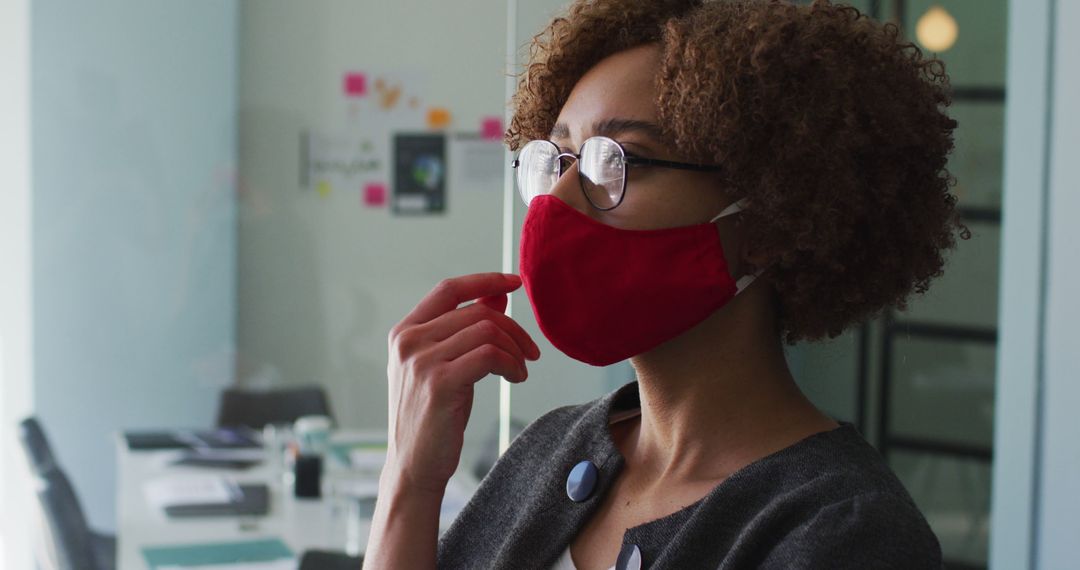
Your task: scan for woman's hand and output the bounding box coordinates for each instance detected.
[384,272,540,494]
[365,273,540,569]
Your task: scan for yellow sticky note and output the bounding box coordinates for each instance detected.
[316,181,333,198]
[427,107,451,129]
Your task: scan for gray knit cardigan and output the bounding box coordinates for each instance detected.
[437,381,943,569]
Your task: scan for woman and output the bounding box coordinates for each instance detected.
[366,0,966,568]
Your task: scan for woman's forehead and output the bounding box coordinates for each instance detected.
[549,118,668,148]
[552,44,662,144]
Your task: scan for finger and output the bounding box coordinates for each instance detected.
[436,318,527,366]
[477,294,508,314]
[402,273,522,326]
[421,302,540,360]
[444,343,528,384]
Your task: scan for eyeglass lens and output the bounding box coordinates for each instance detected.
[516,140,560,207]
[516,137,626,210]
[579,137,625,210]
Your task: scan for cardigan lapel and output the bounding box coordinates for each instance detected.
[489,383,638,569]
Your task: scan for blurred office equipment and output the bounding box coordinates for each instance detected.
[298,549,363,570]
[216,386,333,429]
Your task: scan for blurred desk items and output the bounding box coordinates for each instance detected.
[141,538,294,569]
[298,549,364,569]
[124,428,261,451]
[144,475,269,518]
[116,428,475,569]
[170,448,265,470]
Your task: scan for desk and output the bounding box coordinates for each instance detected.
[115,431,476,569]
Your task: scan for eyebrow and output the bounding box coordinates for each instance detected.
[549,118,668,145]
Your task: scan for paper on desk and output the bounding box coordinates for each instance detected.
[144,475,236,509]
[348,447,387,471]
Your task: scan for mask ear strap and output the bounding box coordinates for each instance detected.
[711,198,760,293]
[734,267,766,294]
[709,199,749,223]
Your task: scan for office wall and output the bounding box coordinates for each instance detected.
[0,0,35,565]
[237,0,510,468]
[992,0,1080,567]
[31,0,238,531]
[1035,0,1080,565]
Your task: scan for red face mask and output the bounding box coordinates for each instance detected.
[519,194,757,367]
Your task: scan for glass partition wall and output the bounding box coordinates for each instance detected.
[503,1,1006,568]
[499,0,630,443]
[237,0,511,490]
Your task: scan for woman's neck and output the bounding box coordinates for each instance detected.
[623,284,838,489]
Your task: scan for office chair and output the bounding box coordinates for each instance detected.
[216,386,333,429]
[36,467,116,570]
[19,417,58,475]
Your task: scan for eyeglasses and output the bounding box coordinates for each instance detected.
[511,136,723,211]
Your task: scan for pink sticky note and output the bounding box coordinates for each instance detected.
[363,183,387,207]
[481,116,503,141]
[344,72,367,97]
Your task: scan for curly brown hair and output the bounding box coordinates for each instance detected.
[507,0,970,344]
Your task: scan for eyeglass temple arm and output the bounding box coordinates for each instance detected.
[624,156,722,172]
[512,154,720,173]
[510,152,576,169]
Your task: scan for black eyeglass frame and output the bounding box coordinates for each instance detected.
[510,136,724,211]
